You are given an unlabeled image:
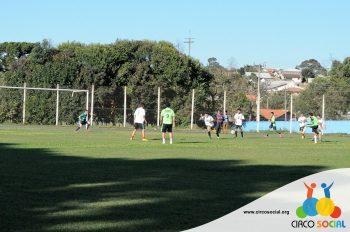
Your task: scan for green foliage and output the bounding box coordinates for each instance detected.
[204,59,254,119]
[26,91,56,124]
[329,58,350,81]
[301,67,315,79]
[238,67,245,76]
[243,64,259,72]
[261,92,287,110]
[294,77,350,118]
[296,59,327,76]
[3,39,347,125]
[227,92,251,113]
[291,57,350,119]
[207,57,223,68]
[0,40,213,125]
[0,42,38,60]
[0,89,22,123]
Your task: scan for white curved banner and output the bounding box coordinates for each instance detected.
[185,168,350,232]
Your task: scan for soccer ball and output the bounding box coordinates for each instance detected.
[230,130,235,134]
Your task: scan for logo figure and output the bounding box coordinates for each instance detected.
[296,182,341,219]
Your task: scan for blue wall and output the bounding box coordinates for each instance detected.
[244,120,350,134]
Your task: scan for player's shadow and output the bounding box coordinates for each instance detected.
[149,138,162,141]
[0,143,324,232]
[319,140,339,143]
[216,137,234,140]
[177,141,208,144]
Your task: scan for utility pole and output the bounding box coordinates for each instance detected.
[257,65,261,132]
[284,88,287,121]
[184,36,194,56]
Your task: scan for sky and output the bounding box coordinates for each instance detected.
[1,0,349,69]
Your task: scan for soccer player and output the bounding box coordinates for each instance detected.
[160,103,175,144]
[307,113,319,143]
[215,110,224,138]
[317,114,324,141]
[130,103,147,141]
[298,113,307,139]
[200,113,214,139]
[233,108,245,138]
[222,110,229,134]
[266,112,282,137]
[75,109,90,131]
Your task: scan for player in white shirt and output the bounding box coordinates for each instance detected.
[130,103,147,141]
[233,109,245,138]
[200,113,214,139]
[317,114,325,141]
[298,113,307,139]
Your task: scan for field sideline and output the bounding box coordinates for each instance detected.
[1,126,349,232]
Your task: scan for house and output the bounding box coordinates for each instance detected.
[245,71,273,80]
[280,69,302,83]
[244,67,305,94]
[263,80,302,92]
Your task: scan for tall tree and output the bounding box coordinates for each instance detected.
[301,67,316,81]
[329,57,350,81]
[296,59,327,76]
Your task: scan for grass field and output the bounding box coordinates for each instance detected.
[1,125,349,232]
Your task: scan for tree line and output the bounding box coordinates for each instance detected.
[0,40,350,125]
[0,40,212,125]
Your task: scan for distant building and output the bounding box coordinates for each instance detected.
[245,71,273,80]
[280,69,302,83]
[244,67,304,94]
[263,80,302,92]
[264,80,289,91]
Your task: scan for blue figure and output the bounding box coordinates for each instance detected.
[321,181,334,198]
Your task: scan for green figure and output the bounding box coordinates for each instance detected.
[266,112,282,137]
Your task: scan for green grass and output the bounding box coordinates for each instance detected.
[0,125,349,232]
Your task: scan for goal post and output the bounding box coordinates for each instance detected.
[0,83,93,125]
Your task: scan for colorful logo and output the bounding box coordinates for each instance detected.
[296,182,342,219]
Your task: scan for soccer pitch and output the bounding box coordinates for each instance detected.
[1,126,349,232]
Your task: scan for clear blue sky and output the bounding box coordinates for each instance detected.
[1,0,349,69]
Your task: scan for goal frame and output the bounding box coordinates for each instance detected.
[0,83,95,125]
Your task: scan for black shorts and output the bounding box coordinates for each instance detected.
[162,124,173,133]
[311,125,319,134]
[299,126,305,132]
[80,120,88,125]
[269,123,276,130]
[134,123,145,130]
[215,122,222,129]
[235,125,243,131]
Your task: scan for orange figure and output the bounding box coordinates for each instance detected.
[304,182,317,198]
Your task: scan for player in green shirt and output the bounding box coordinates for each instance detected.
[307,113,319,143]
[160,103,175,144]
[266,112,282,137]
[75,109,90,131]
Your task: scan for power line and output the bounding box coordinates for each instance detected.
[184,37,194,56]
